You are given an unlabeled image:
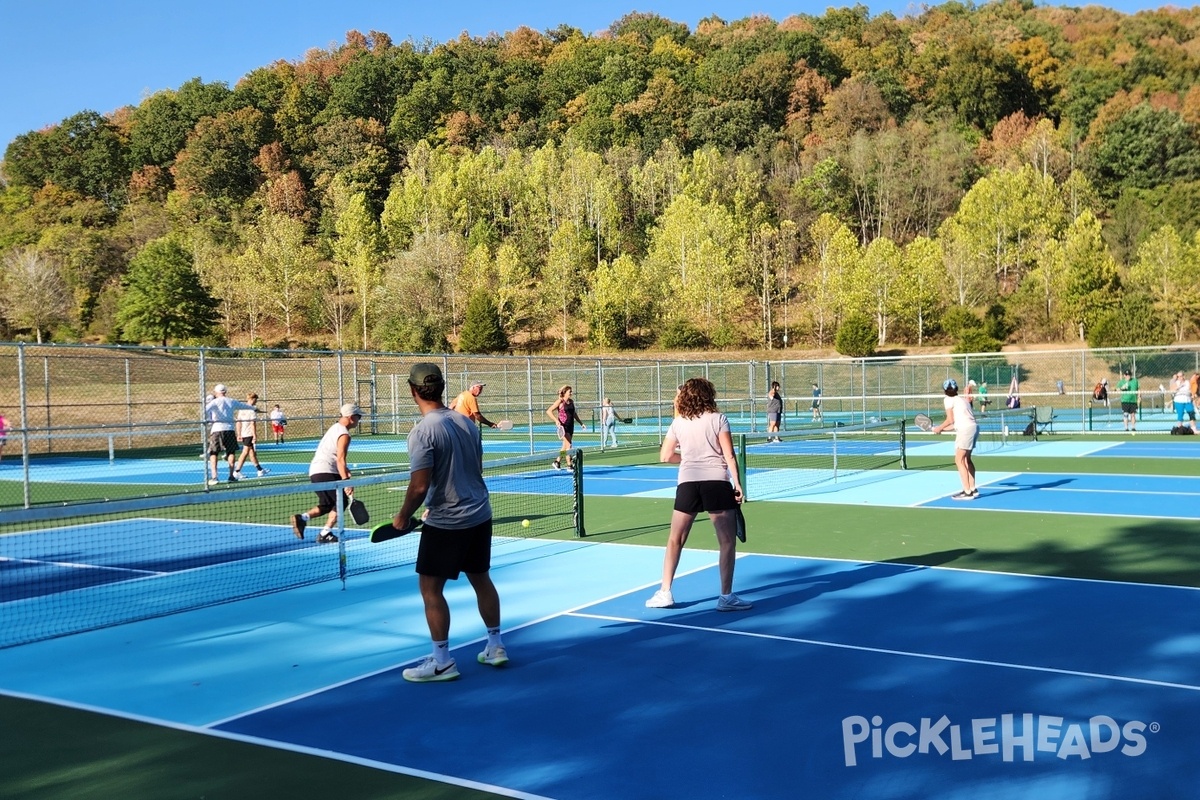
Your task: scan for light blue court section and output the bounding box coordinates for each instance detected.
[0,537,713,726]
[259,436,575,457]
[4,456,313,485]
[907,435,1200,459]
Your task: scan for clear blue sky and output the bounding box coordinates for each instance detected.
[0,0,1175,154]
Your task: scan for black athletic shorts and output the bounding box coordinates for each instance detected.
[310,472,349,516]
[416,518,493,579]
[1121,402,1137,415]
[674,480,738,515]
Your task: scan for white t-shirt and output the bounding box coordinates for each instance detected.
[205,396,253,432]
[668,411,733,484]
[309,422,351,476]
[235,409,256,439]
[1174,382,1193,405]
[943,394,977,428]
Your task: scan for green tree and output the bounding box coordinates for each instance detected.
[896,236,944,346]
[1056,211,1122,342]
[172,107,270,207]
[1129,225,1200,342]
[834,313,876,358]
[329,184,383,349]
[458,290,509,353]
[240,211,323,341]
[1087,293,1172,348]
[3,112,130,206]
[1086,105,1200,196]
[116,238,220,345]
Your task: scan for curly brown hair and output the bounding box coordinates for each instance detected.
[676,377,718,418]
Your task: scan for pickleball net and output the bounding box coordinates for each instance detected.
[0,450,583,648]
[738,419,907,500]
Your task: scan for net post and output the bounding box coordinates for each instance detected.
[898,418,907,470]
[737,433,747,501]
[335,487,348,589]
[572,448,585,537]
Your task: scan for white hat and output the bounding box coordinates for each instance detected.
[340,402,363,418]
[213,384,227,394]
[967,379,977,386]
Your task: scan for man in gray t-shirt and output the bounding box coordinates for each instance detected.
[387,362,507,683]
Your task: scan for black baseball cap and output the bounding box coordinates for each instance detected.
[408,362,444,387]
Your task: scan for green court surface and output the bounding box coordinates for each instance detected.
[5,432,1200,799]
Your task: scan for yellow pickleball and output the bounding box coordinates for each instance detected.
[521,519,530,527]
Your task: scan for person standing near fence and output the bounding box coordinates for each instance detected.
[233,393,269,478]
[269,404,287,444]
[0,412,8,463]
[1119,370,1139,433]
[811,383,823,422]
[766,382,783,442]
[450,382,499,430]
[547,386,584,470]
[291,403,361,544]
[389,362,507,683]
[601,397,619,448]
[645,377,751,612]
[204,385,259,485]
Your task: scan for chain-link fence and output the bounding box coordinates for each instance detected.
[2,343,1197,506]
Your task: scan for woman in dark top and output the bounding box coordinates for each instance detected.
[547,385,585,470]
[766,381,783,443]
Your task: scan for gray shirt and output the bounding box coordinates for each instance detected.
[407,407,492,529]
[766,392,783,415]
[668,411,733,484]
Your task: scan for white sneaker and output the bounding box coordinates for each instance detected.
[207,478,219,486]
[232,471,244,480]
[403,656,459,682]
[716,593,753,612]
[645,589,675,608]
[478,644,509,666]
[257,468,269,477]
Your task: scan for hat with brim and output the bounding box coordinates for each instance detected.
[408,362,445,388]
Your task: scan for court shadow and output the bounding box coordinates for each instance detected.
[880,547,976,567]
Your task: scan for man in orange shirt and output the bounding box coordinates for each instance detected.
[450,382,499,430]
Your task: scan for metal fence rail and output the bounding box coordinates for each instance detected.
[1,342,1197,507]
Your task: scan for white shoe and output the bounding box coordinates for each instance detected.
[232,471,244,480]
[403,656,459,682]
[257,468,269,477]
[207,479,219,486]
[716,593,753,612]
[478,644,509,666]
[645,589,675,608]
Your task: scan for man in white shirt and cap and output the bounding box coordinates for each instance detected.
[204,385,259,485]
[291,403,362,543]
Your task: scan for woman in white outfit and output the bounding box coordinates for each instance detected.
[933,378,979,500]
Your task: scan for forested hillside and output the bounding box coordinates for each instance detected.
[2,2,1199,354]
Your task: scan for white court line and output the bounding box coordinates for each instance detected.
[569,611,1200,693]
[0,556,163,576]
